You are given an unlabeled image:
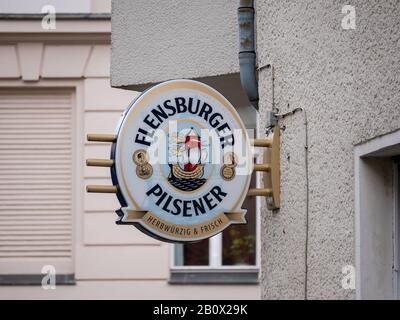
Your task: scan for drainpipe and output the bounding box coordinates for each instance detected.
[238,0,259,109]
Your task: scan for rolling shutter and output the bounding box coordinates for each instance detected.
[0,89,73,275]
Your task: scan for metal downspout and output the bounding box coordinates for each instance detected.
[238,0,259,109]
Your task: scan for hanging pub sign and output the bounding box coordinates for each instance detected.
[86,79,280,243]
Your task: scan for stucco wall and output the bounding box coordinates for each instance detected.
[111,0,240,89]
[257,0,400,299]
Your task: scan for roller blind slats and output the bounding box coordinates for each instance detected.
[0,90,73,268]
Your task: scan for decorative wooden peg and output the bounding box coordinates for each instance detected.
[87,134,117,142]
[86,185,118,193]
[86,159,114,167]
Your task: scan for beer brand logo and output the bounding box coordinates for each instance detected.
[111,80,252,242]
[168,126,208,191]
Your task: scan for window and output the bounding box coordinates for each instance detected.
[0,89,74,285]
[170,106,260,284]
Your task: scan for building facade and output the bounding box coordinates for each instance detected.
[0,0,259,299]
[111,0,400,300]
[1,0,399,300]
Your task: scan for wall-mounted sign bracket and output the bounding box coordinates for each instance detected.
[85,133,117,193]
[247,126,280,210]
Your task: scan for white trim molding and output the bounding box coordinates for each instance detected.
[0,19,110,44]
[355,129,400,300]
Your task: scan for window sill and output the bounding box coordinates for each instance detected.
[169,268,259,285]
[0,274,75,286]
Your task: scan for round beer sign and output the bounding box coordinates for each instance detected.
[111,79,252,242]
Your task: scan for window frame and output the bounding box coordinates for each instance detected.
[393,161,400,299]
[355,130,400,299]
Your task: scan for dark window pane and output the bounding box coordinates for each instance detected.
[222,172,256,266]
[183,239,209,266]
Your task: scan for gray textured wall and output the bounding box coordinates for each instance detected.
[257,0,400,299]
[111,0,239,89]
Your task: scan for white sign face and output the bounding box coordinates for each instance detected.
[111,79,252,242]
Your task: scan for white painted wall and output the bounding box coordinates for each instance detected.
[0,0,110,14]
[91,0,110,13]
[0,0,91,13]
[0,281,259,300]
